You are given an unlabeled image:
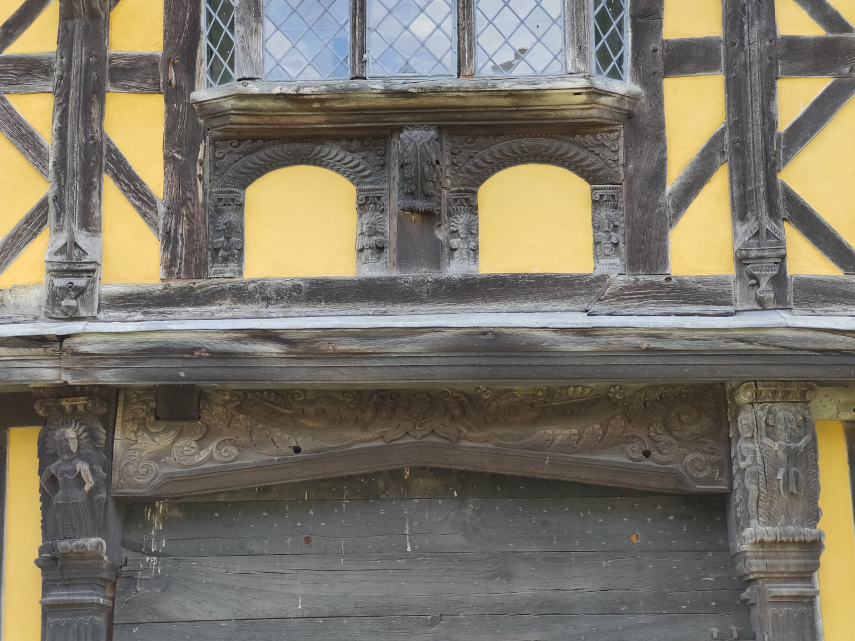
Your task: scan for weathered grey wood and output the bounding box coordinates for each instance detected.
[0,0,53,54]
[663,36,722,77]
[161,0,208,279]
[565,0,592,74]
[589,275,734,316]
[105,135,161,236]
[793,0,854,34]
[724,0,789,310]
[0,93,49,177]
[792,275,855,314]
[779,78,855,169]
[0,52,54,92]
[0,193,48,275]
[457,0,475,76]
[107,52,162,93]
[350,0,366,78]
[154,384,200,420]
[623,0,669,274]
[779,34,855,77]
[782,181,855,273]
[0,336,60,383]
[668,125,726,228]
[234,0,263,80]
[0,426,5,609]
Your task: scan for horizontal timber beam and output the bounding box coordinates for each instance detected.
[663,37,722,77]
[779,35,855,77]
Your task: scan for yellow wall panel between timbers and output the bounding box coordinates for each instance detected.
[244,166,358,277]
[784,221,843,275]
[104,93,165,199]
[0,228,47,287]
[663,0,721,38]
[815,421,855,641]
[478,164,594,274]
[110,0,164,51]
[2,427,43,641]
[101,176,161,283]
[1,0,57,53]
[776,0,829,34]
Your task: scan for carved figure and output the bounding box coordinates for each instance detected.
[448,212,478,266]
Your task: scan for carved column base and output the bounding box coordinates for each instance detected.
[36,538,119,641]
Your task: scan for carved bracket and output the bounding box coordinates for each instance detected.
[113,384,729,497]
[735,224,788,310]
[399,125,442,215]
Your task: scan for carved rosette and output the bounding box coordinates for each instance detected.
[399,125,442,215]
[209,188,245,278]
[728,381,823,641]
[446,188,479,274]
[113,384,729,496]
[356,185,389,275]
[591,185,624,274]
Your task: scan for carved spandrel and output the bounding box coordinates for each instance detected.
[591,185,624,274]
[113,384,730,496]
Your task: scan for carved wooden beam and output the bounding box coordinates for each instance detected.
[112,384,730,497]
[727,381,824,641]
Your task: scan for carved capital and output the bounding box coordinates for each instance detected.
[591,185,624,274]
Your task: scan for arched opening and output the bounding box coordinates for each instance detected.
[244,165,358,278]
[477,164,594,274]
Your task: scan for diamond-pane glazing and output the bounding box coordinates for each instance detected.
[475,0,563,77]
[593,0,626,80]
[368,0,456,77]
[206,0,236,86]
[264,0,350,80]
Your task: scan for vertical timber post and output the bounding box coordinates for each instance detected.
[234,0,263,80]
[44,0,110,318]
[727,382,824,641]
[723,0,790,309]
[33,386,123,641]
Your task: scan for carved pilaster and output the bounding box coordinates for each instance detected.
[727,381,823,641]
[446,188,479,274]
[208,188,245,278]
[356,185,389,275]
[34,386,119,641]
[45,0,110,318]
[591,185,624,274]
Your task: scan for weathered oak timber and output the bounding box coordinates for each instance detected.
[623,0,668,275]
[778,77,855,169]
[792,275,855,313]
[234,0,263,80]
[663,36,723,77]
[782,181,855,273]
[779,34,855,77]
[0,194,48,275]
[668,125,727,228]
[588,275,734,316]
[723,0,789,310]
[457,0,475,76]
[350,0,366,78]
[792,0,854,34]
[0,52,54,92]
[106,52,162,93]
[44,0,110,318]
[105,136,161,236]
[0,93,49,177]
[0,0,53,54]
[565,0,592,74]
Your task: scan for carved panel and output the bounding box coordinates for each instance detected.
[356,185,389,275]
[446,188,478,274]
[399,125,442,215]
[591,185,624,274]
[113,384,729,497]
[208,188,245,278]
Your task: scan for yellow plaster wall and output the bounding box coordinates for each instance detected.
[815,421,855,641]
[109,0,164,51]
[1,0,58,53]
[2,427,43,641]
[478,164,594,274]
[663,0,721,38]
[244,166,358,278]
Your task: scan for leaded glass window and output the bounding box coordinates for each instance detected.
[206,0,236,86]
[593,0,626,80]
[475,0,563,77]
[367,0,456,77]
[264,0,351,80]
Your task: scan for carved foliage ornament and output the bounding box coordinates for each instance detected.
[400,125,442,215]
[114,384,729,495]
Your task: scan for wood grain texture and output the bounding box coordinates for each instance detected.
[779,34,855,77]
[235,0,263,80]
[105,135,161,236]
[0,336,60,383]
[0,0,53,54]
[565,0,591,74]
[779,77,855,169]
[782,181,855,273]
[350,0,366,78]
[0,52,54,92]
[663,36,722,77]
[623,0,669,274]
[668,125,727,229]
[0,93,49,177]
[0,193,48,274]
[793,0,854,34]
[161,0,208,279]
[107,52,162,93]
[457,0,475,76]
[792,275,855,314]
[588,275,734,316]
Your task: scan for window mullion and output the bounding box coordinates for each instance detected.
[457,0,475,77]
[235,0,264,80]
[566,0,593,74]
[351,0,367,78]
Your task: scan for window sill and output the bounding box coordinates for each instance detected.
[191,75,641,136]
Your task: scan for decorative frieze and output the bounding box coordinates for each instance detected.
[591,185,624,274]
[113,384,729,497]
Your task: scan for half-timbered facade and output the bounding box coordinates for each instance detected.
[1,0,855,639]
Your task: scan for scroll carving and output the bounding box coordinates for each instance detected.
[113,384,729,496]
[400,125,442,215]
[591,185,624,274]
[209,188,245,278]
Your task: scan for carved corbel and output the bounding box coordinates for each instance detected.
[591,185,624,274]
[727,381,823,641]
[734,224,788,310]
[445,188,479,274]
[208,188,245,278]
[33,386,120,641]
[356,185,389,275]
